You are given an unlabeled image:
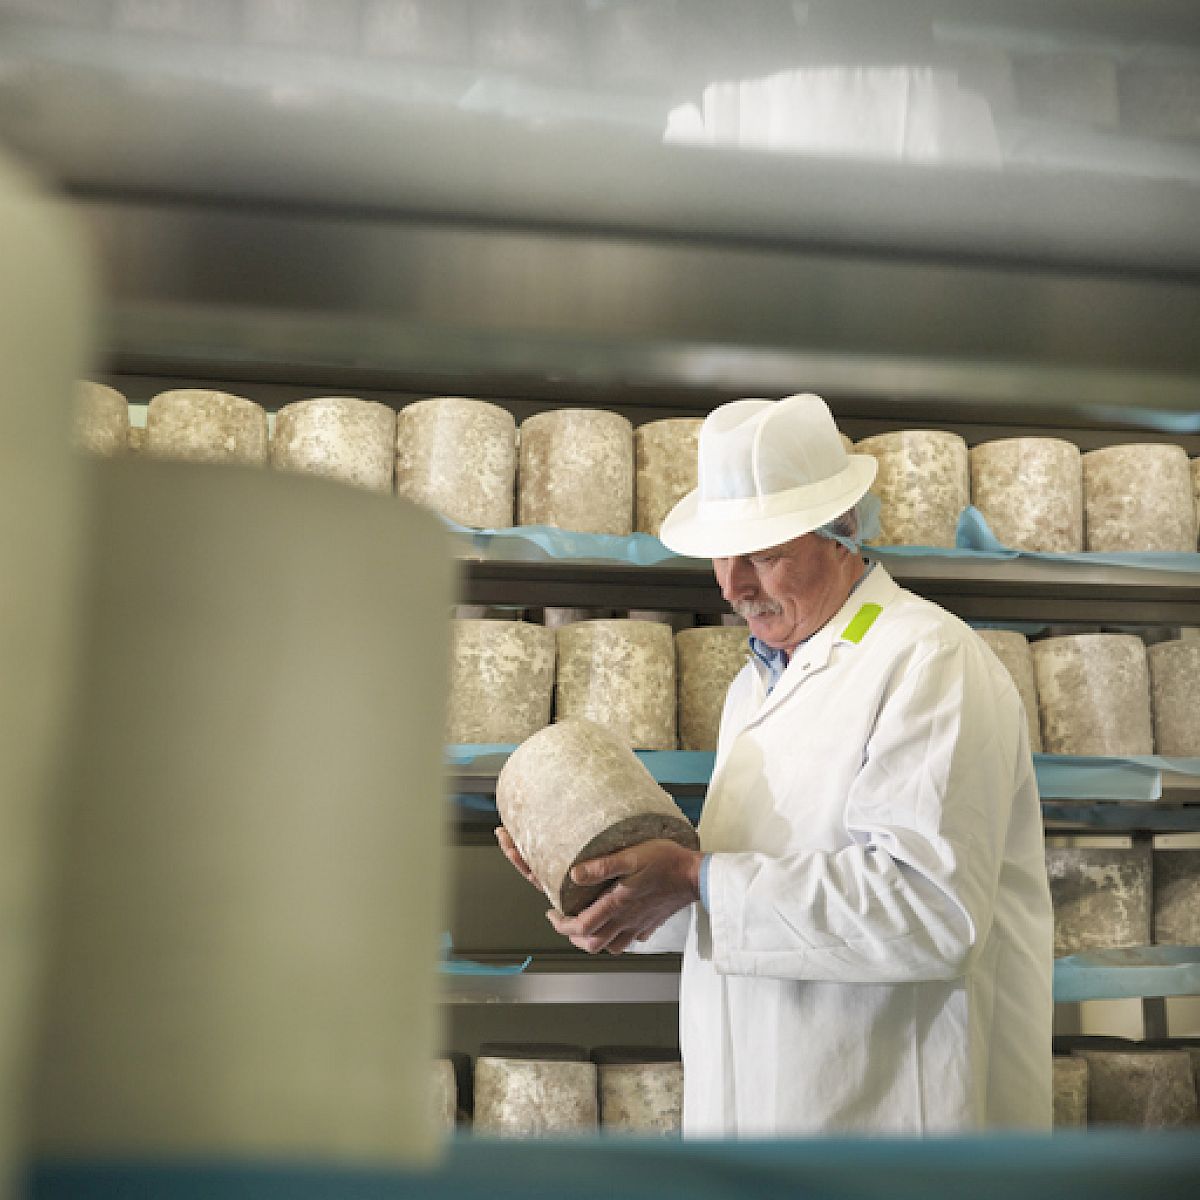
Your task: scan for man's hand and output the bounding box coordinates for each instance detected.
[494,826,540,889]
[547,838,702,956]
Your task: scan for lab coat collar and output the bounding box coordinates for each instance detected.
[747,563,901,724]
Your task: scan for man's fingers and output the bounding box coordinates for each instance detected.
[604,931,639,955]
[569,848,636,888]
[547,885,627,938]
[543,840,696,953]
[548,913,629,955]
[495,827,538,885]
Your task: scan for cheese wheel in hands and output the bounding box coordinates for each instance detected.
[496,719,698,916]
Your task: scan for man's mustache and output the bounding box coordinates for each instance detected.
[731,599,783,619]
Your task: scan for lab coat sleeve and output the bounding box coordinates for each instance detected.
[628,905,692,955]
[706,636,1020,984]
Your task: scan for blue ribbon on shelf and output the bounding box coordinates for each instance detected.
[867,508,1200,574]
[1053,947,1200,1003]
[454,792,704,826]
[1034,755,1161,802]
[439,931,531,977]
[441,517,685,567]
[447,743,520,774]
[440,510,1200,576]
[951,507,1200,573]
[1037,754,1200,802]
[450,745,1200,809]
[1075,405,1200,435]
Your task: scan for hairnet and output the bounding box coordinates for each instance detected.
[813,491,882,554]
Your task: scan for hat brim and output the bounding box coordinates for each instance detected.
[658,455,878,559]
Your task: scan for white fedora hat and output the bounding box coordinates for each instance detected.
[658,394,877,559]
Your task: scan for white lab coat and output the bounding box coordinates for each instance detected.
[644,565,1053,1135]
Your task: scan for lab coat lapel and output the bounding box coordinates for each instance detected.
[745,625,835,727]
[742,564,899,729]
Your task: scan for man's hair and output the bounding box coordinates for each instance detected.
[822,507,859,542]
[814,492,882,551]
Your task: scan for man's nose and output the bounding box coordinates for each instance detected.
[718,556,755,600]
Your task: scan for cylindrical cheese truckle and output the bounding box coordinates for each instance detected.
[1052,1058,1089,1128]
[854,430,968,548]
[1185,1046,1200,1100]
[1082,443,1198,553]
[595,1048,683,1135]
[0,150,94,1199]
[447,619,555,745]
[1071,1049,1200,1128]
[496,718,699,916]
[555,619,676,750]
[1045,844,1151,958]
[1031,634,1153,757]
[1148,640,1200,756]
[976,629,1043,752]
[969,437,1083,552]
[676,626,750,752]
[473,1045,597,1137]
[395,397,517,528]
[73,381,129,457]
[145,388,268,465]
[431,1059,457,1132]
[634,417,702,538]
[518,408,633,535]
[128,424,147,454]
[30,459,453,1167]
[271,396,396,494]
[1153,850,1200,946]
[1191,457,1199,545]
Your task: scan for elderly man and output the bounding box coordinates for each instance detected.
[498,394,1053,1135]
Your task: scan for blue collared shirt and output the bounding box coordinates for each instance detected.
[698,563,874,910]
[749,634,789,694]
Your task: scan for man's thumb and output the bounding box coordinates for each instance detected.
[571,852,627,886]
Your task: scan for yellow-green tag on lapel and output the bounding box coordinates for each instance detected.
[841,602,882,644]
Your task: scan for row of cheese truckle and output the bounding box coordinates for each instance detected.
[451,615,1200,757]
[427,1041,1200,1132]
[450,617,746,751]
[75,385,1200,552]
[1050,845,1198,958]
[432,1046,682,1137]
[1052,1046,1200,1130]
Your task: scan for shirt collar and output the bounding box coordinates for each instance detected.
[748,634,788,692]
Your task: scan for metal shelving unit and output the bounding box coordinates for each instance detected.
[443,957,681,1007]
[6,0,1200,1071]
[461,541,1200,625]
[448,519,1200,1025]
[442,951,1200,1010]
